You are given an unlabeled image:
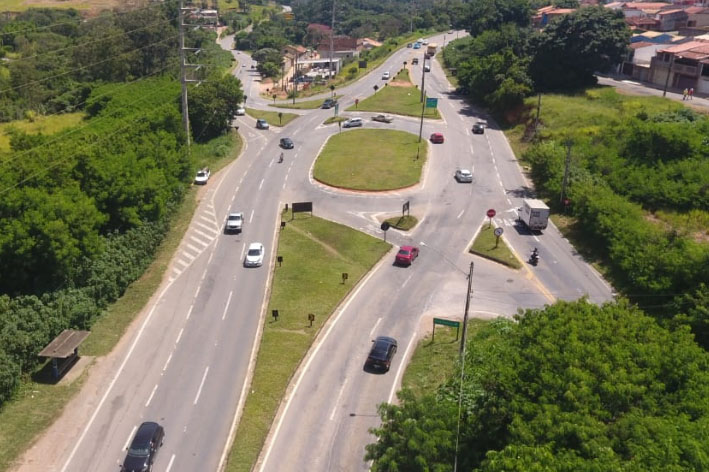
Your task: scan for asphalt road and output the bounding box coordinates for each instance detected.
[23,32,613,472]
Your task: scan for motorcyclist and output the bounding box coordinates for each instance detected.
[279,152,284,163]
[530,247,539,264]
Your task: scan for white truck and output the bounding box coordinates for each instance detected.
[518,199,550,231]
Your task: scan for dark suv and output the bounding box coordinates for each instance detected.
[321,98,337,109]
[365,336,398,372]
[122,422,164,472]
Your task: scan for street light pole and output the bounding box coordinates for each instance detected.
[459,261,474,357]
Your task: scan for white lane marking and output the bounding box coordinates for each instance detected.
[123,426,137,451]
[456,209,464,219]
[388,333,417,404]
[222,290,233,320]
[533,235,540,242]
[181,250,196,261]
[145,384,158,407]
[240,244,246,261]
[186,304,194,320]
[194,366,210,405]
[176,259,189,268]
[196,221,218,234]
[329,379,349,421]
[369,317,382,338]
[469,144,474,155]
[165,454,176,472]
[175,328,184,345]
[506,198,512,205]
[162,352,173,372]
[259,178,264,190]
[401,273,414,289]
[186,243,201,253]
[194,228,214,240]
[189,235,209,247]
[249,209,255,223]
[259,256,387,471]
[60,277,175,472]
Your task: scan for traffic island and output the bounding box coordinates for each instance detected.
[313,129,427,191]
[346,84,441,119]
[245,108,298,127]
[323,116,347,125]
[269,95,343,110]
[383,215,419,231]
[469,224,522,269]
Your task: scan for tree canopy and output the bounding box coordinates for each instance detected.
[367,300,709,471]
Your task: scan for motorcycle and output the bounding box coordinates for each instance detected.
[278,153,284,163]
[529,248,539,266]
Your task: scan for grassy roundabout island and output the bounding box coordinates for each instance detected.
[313,128,428,190]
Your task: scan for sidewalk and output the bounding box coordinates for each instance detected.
[596,75,709,113]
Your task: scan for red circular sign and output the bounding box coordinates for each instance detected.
[487,209,496,218]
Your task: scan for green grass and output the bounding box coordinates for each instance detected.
[384,215,418,231]
[269,95,343,110]
[347,85,440,119]
[313,129,427,190]
[323,116,347,125]
[469,225,522,269]
[505,87,684,159]
[402,319,489,399]
[0,112,85,152]
[0,0,117,11]
[392,68,411,83]
[245,108,298,127]
[217,0,240,10]
[224,210,390,472]
[0,132,243,470]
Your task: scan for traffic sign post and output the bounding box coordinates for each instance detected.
[432,317,460,342]
[403,201,410,216]
[425,97,438,108]
[494,227,503,248]
[355,98,359,109]
[486,208,496,228]
[380,221,390,242]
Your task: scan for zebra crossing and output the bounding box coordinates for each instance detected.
[168,203,220,282]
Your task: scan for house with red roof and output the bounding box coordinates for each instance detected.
[649,39,709,93]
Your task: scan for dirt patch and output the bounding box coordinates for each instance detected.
[389,80,414,88]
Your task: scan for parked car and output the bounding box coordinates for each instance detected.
[121,422,164,472]
[372,114,393,123]
[256,119,269,129]
[395,245,419,266]
[343,117,363,128]
[321,98,337,109]
[244,242,265,267]
[225,212,244,233]
[430,132,444,144]
[455,169,473,183]
[365,336,398,372]
[194,167,210,185]
[382,71,390,80]
[280,137,294,149]
[472,121,486,134]
[235,106,245,116]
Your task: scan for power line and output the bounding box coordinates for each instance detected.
[0,33,179,96]
[0,60,178,172]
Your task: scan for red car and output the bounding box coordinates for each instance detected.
[430,132,444,143]
[395,246,419,266]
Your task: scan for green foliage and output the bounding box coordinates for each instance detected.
[368,301,709,470]
[461,0,531,36]
[189,74,244,141]
[529,7,631,91]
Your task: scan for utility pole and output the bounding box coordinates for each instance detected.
[534,92,541,137]
[662,54,675,97]
[293,53,298,104]
[179,0,190,146]
[459,261,474,358]
[418,91,425,142]
[419,53,426,102]
[560,139,572,205]
[329,0,336,82]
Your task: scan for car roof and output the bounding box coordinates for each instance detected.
[400,245,416,251]
[374,336,397,345]
[459,169,471,174]
[248,242,262,250]
[228,212,243,217]
[432,132,443,136]
[133,422,160,444]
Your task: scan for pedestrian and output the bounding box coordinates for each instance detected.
[682,88,688,100]
[689,87,694,100]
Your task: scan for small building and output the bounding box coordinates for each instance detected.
[532,6,576,27]
[649,40,709,94]
[686,7,709,27]
[317,36,360,61]
[655,9,689,31]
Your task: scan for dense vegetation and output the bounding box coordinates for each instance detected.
[442,2,630,112]
[367,300,709,470]
[0,6,240,406]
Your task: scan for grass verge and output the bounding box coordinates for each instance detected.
[269,95,342,110]
[245,108,298,127]
[224,210,390,472]
[0,112,85,152]
[402,319,489,399]
[323,116,347,125]
[469,224,521,269]
[384,215,418,231]
[392,68,411,84]
[313,129,427,190]
[347,85,440,119]
[0,132,243,470]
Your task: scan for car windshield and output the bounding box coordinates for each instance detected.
[248,248,261,256]
[398,249,410,256]
[197,171,206,177]
[228,215,240,221]
[128,445,150,457]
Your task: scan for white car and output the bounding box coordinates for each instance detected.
[455,169,473,183]
[194,168,210,185]
[236,106,246,116]
[225,212,244,233]
[382,71,390,80]
[422,39,429,45]
[343,117,363,128]
[244,242,265,267]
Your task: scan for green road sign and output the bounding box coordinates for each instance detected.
[433,317,459,328]
[426,97,438,108]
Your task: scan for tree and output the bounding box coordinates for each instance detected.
[462,0,531,37]
[367,301,709,470]
[529,7,631,91]
[188,74,244,141]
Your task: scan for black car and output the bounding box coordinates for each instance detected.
[280,137,294,149]
[321,98,337,109]
[122,422,164,472]
[472,121,486,134]
[365,336,398,372]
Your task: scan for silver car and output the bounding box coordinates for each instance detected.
[343,118,363,128]
[225,212,244,233]
[244,242,265,267]
[455,169,473,183]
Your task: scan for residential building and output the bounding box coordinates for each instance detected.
[686,7,709,27]
[648,40,709,93]
[317,36,361,61]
